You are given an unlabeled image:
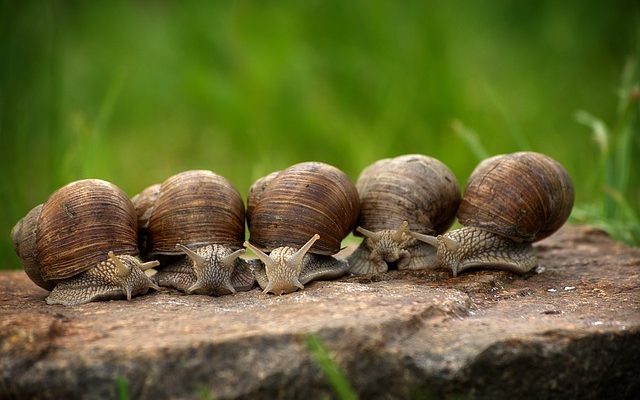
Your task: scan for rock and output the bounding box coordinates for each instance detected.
[0,225,638,399]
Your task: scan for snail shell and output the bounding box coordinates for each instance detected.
[348,154,461,274]
[11,204,50,290]
[411,151,574,276]
[147,170,245,256]
[245,162,359,294]
[458,152,574,243]
[248,162,359,254]
[355,154,460,235]
[11,179,159,305]
[134,170,254,295]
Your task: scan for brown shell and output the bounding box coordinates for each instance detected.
[131,183,161,230]
[247,162,360,255]
[11,204,54,290]
[35,179,138,281]
[355,154,461,235]
[457,151,574,243]
[246,170,279,228]
[147,170,245,255]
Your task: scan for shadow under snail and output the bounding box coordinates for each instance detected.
[132,170,256,296]
[11,179,160,305]
[244,162,360,295]
[410,151,575,276]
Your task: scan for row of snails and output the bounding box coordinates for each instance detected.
[10,163,358,305]
[11,151,574,306]
[135,164,358,297]
[347,152,574,277]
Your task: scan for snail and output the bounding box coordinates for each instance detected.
[11,179,160,306]
[244,162,360,295]
[410,151,574,276]
[347,154,461,274]
[132,170,255,296]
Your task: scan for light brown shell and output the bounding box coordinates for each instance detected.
[457,151,574,243]
[247,162,360,255]
[246,170,279,228]
[146,170,245,256]
[11,179,139,286]
[355,154,461,235]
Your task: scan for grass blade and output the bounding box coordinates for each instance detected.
[612,81,639,198]
[116,376,130,400]
[451,119,489,162]
[575,109,616,218]
[306,334,357,400]
[573,54,640,245]
[575,110,609,156]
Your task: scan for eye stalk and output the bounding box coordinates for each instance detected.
[244,234,321,295]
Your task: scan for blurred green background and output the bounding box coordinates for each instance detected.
[1,0,639,269]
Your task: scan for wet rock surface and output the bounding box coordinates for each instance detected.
[1,225,638,399]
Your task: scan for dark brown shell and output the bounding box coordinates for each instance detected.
[34,179,138,281]
[355,154,461,235]
[458,151,574,243]
[247,162,360,255]
[147,170,245,255]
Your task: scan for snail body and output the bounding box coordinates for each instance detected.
[411,152,574,276]
[11,179,160,305]
[245,162,359,294]
[347,154,461,274]
[133,170,255,295]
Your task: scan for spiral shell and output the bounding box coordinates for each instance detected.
[457,151,574,243]
[355,154,461,235]
[247,162,360,255]
[146,170,245,256]
[11,179,138,288]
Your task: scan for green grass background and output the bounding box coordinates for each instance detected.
[1,0,639,269]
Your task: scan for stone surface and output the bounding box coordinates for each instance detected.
[0,225,639,399]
